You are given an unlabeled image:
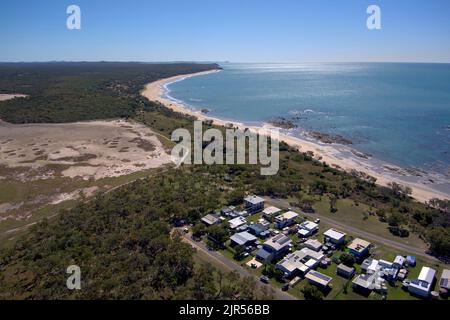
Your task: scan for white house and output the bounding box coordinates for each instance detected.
[256,234,292,263]
[229,216,247,230]
[297,220,318,238]
[262,206,282,219]
[244,195,265,214]
[408,267,436,298]
[323,228,346,246]
[276,248,324,278]
[275,211,299,229]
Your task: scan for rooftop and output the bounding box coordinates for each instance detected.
[277,248,324,274]
[244,195,265,205]
[263,206,282,216]
[265,234,292,252]
[304,239,323,250]
[337,263,355,273]
[418,266,436,284]
[230,231,257,246]
[305,270,332,287]
[299,220,318,231]
[201,214,220,225]
[352,274,374,289]
[229,216,247,229]
[323,228,346,241]
[440,269,450,289]
[348,238,371,253]
[275,211,299,222]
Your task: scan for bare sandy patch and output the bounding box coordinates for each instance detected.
[0,119,172,181]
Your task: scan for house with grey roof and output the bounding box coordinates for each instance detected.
[244,195,265,214]
[276,248,324,278]
[256,234,292,263]
[230,231,257,247]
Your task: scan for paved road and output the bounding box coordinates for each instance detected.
[180,231,296,300]
[266,197,439,262]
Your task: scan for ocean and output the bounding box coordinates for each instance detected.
[166,62,450,182]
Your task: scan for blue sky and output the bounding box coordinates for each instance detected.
[1,0,449,62]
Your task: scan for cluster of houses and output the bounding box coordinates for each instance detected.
[199,195,450,299]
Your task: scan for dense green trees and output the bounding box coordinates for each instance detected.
[0,62,219,124]
[0,170,258,299]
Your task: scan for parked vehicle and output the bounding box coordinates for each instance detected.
[260,276,269,284]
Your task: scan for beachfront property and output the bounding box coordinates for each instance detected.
[201,213,221,226]
[439,269,450,294]
[297,220,318,238]
[230,231,257,247]
[276,248,324,278]
[262,206,282,219]
[336,264,355,279]
[275,211,299,229]
[408,267,436,298]
[229,216,247,230]
[248,222,270,238]
[256,234,292,263]
[347,238,372,259]
[323,228,346,246]
[244,195,265,214]
[305,270,333,289]
[303,239,323,252]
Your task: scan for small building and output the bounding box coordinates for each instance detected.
[337,264,355,279]
[323,228,346,246]
[276,248,325,278]
[262,206,282,219]
[201,214,221,226]
[352,274,374,294]
[408,267,436,298]
[229,216,247,230]
[305,270,332,289]
[256,234,292,263]
[220,206,236,217]
[297,220,318,238]
[393,255,406,269]
[439,269,450,293]
[275,211,299,229]
[244,195,265,214]
[361,258,379,274]
[406,255,417,267]
[248,223,270,238]
[348,238,371,258]
[303,239,323,252]
[230,231,257,247]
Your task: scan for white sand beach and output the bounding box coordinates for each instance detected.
[141,71,450,203]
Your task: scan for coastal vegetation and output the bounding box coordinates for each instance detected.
[0,62,448,299]
[0,62,219,123]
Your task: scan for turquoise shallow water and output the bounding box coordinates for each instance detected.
[166,63,450,177]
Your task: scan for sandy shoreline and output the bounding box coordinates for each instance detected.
[141,71,450,203]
